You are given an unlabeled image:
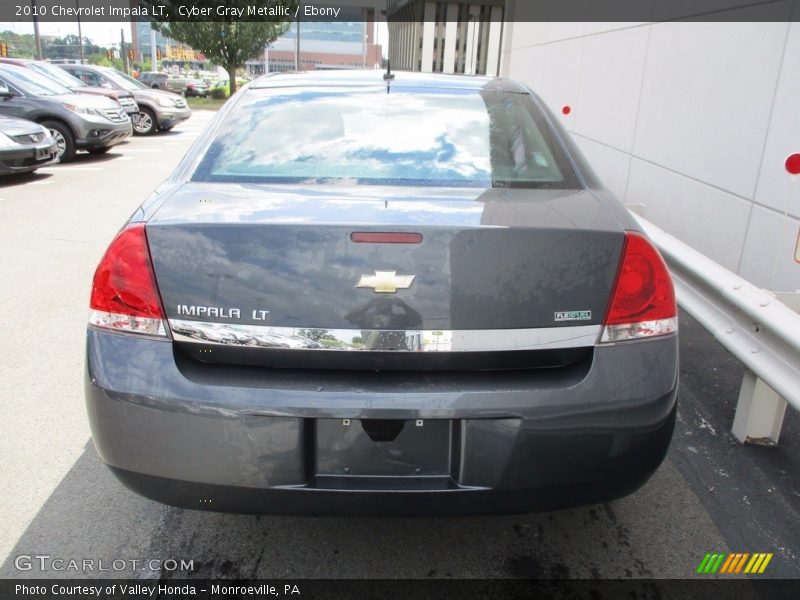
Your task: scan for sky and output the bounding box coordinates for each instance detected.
[0,21,131,46]
[0,20,390,50]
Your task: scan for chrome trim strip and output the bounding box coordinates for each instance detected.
[168,319,601,352]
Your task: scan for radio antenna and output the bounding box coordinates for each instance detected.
[383,59,395,82]
[383,60,395,94]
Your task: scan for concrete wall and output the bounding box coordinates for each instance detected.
[500,11,800,292]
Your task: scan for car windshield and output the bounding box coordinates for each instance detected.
[28,62,85,88]
[193,85,580,189]
[0,66,72,96]
[101,69,146,91]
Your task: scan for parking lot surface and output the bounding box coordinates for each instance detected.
[0,110,797,580]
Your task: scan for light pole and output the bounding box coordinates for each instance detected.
[294,19,300,71]
[362,17,367,69]
[31,0,43,60]
[76,0,85,64]
[150,27,157,72]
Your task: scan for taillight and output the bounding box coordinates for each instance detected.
[600,231,677,343]
[89,224,168,337]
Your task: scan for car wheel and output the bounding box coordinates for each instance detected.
[87,146,112,155]
[133,108,157,135]
[41,120,76,163]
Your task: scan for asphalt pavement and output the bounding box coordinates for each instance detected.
[0,111,797,581]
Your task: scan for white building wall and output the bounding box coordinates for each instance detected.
[443,4,459,73]
[501,17,800,293]
[485,7,504,76]
[464,4,482,74]
[421,3,437,72]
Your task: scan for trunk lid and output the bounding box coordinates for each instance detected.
[146,183,625,369]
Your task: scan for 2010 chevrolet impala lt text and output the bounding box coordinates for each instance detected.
[85,71,678,515]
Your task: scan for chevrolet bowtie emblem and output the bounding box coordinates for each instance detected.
[356,271,415,293]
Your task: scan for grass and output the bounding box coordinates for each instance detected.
[185,96,228,111]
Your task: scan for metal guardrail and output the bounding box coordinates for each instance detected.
[631,213,800,444]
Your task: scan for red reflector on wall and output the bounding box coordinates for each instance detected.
[350,232,423,244]
[785,153,800,175]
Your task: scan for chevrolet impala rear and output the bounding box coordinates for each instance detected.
[85,71,678,515]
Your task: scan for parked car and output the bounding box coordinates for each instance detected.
[0,65,131,162]
[85,71,678,515]
[60,64,191,136]
[0,112,58,175]
[183,79,209,97]
[139,71,179,92]
[137,71,164,88]
[138,71,209,97]
[0,58,139,124]
[210,77,249,98]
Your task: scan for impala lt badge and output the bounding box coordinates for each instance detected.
[356,271,415,293]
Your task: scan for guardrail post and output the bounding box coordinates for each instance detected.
[630,211,800,447]
[731,292,798,445]
[732,371,788,444]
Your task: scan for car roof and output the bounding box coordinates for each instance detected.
[0,57,29,66]
[63,64,104,72]
[248,70,527,93]
[0,63,31,74]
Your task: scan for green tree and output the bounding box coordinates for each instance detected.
[141,1,294,94]
[42,34,104,60]
[0,30,36,58]
[297,329,330,342]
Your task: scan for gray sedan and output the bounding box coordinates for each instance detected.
[85,71,678,515]
[0,113,58,175]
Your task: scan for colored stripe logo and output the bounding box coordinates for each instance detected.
[697,552,773,574]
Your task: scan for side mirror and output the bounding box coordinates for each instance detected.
[0,81,12,98]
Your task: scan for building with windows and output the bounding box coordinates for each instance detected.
[131,20,166,62]
[245,9,383,76]
[130,20,207,69]
[386,0,505,75]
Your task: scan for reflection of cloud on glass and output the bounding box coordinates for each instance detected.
[208,88,493,185]
[153,183,489,226]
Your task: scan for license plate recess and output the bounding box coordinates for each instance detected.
[315,418,452,477]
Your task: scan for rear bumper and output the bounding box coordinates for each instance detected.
[85,329,678,514]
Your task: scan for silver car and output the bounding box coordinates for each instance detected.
[0,65,131,162]
[0,58,140,124]
[85,71,678,515]
[0,113,58,175]
[60,65,191,136]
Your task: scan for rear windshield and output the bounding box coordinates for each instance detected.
[193,86,581,188]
